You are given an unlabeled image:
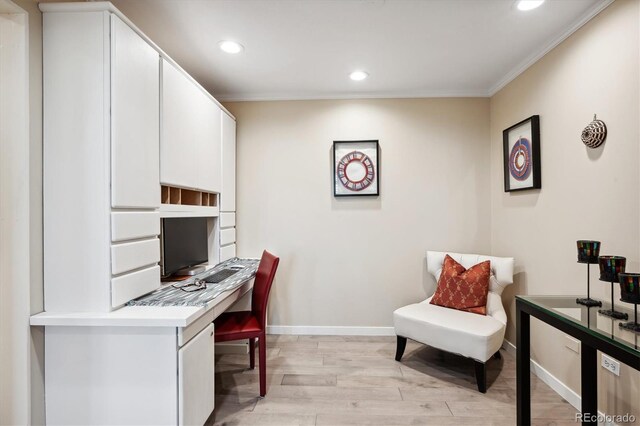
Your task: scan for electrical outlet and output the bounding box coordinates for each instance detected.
[601,354,620,376]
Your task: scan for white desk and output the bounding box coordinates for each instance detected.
[30,278,253,426]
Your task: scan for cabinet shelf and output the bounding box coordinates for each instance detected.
[160,185,219,218]
[161,185,217,206]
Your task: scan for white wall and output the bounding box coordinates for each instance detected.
[225,98,491,329]
[490,0,639,418]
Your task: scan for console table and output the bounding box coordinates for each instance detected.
[516,295,640,425]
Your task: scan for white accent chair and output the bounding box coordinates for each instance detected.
[393,251,514,392]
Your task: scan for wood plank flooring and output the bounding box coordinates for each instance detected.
[208,335,578,425]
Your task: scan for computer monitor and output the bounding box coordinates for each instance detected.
[161,217,208,277]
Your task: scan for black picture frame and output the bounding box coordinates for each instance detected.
[333,140,380,197]
[503,115,541,192]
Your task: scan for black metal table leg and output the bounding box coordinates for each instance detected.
[517,301,531,426]
[581,344,598,425]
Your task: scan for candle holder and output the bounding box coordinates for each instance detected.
[597,256,628,320]
[576,240,602,307]
[618,273,640,333]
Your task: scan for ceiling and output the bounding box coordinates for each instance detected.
[107,0,611,101]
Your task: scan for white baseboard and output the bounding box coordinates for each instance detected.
[503,340,581,409]
[503,340,618,426]
[266,325,395,336]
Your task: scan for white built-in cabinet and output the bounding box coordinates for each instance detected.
[45,322,215,426]
[221,113,236,211]
[219,114,237,261]
[161,59,222,193]
[41,2,237,423]
[44,11,161,312]
[43,8,236,312]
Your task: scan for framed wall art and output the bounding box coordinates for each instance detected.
[333,140,379,197]
[503,115,541,192]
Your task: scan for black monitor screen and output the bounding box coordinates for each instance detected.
[162,217,208,276]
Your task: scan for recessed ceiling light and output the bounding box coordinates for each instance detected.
[516,0,544,11]
[219,40,244,54]
[349,71,369,81]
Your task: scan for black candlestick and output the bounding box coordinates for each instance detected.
[597,255,628,320]
[618,273,640,334]
[577,263,602,307]
[619,304,640,333]
[576,240,602,307]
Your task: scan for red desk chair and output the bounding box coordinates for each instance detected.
[214,250,280,397]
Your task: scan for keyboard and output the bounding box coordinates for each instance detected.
[204,268,240,283]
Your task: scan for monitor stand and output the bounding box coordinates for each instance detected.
[174,265,207,276]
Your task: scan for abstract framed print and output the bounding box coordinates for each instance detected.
[333,140,379,197]
[503,115,541,192]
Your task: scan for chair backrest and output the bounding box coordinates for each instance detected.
[426,251,514,296]
[251,250,280,328]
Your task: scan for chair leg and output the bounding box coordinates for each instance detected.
[494,350,502,360]
[259,333,267,397]
[474,360,487,393]
[395,336,407,362]
[249,338,256,369]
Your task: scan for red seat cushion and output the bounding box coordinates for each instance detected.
[430,254,490,315]
[214,311,262,342]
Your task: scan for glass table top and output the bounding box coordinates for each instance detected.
[517,295,640,355]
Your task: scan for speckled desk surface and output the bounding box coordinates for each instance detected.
[128,257,259,307]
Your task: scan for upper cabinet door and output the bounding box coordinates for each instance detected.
[111,15,160,209]
[162,59,223,194]
[221,113,236,212]
[160,59,198,190]
[197,96,222,193]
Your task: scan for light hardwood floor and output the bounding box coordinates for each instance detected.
[208,335,578,425]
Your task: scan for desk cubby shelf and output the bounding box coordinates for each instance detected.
[161,185,217,207]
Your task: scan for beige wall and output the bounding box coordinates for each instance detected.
[19,0,45,423]
[0,0,44,424]
[490,0,639,418]
[225,98,491,328]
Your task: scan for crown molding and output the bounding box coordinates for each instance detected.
[216,89,491,102]
[221,0,615,102]
[487,0,615,97]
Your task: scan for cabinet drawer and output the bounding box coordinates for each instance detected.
[111,265,160,308]
[111,238,160,275]
[220,244,236,262]
[220,212,235,229]
[220,228,236,246]
[111,211,160,242]
[178,309,215,347]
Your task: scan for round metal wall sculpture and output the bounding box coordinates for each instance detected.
[581,114,607,148]
[336,150,375,191]
[508,138,532,181]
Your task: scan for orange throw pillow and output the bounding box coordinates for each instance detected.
[430,255,491,315]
